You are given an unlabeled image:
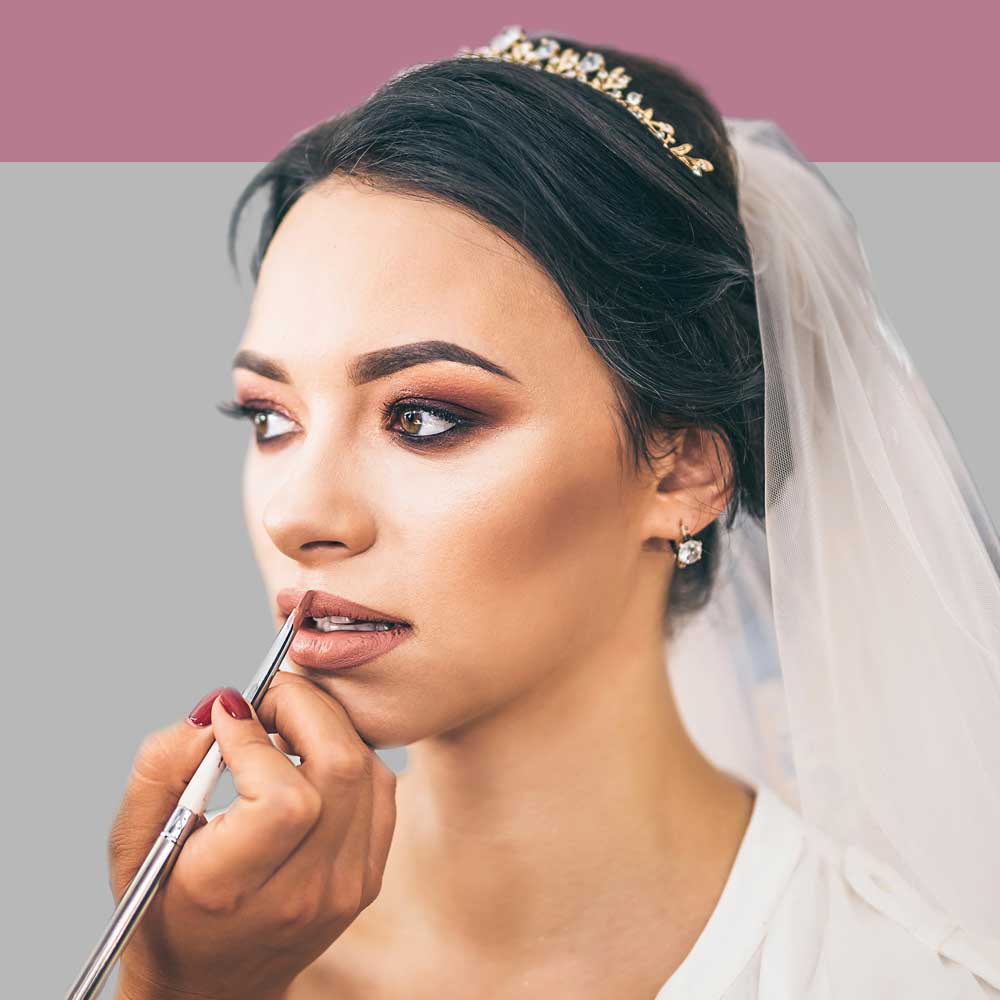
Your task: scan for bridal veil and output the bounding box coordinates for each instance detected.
[668,117,1000,949]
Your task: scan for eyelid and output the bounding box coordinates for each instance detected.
[233,389,298,421]
[388,394,480,420]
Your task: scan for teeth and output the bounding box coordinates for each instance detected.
[311,615,398,632]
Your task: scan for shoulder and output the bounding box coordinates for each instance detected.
[758,789,1000,997]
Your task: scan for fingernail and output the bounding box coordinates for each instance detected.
[219,686,252,720]
[187,687,225,727]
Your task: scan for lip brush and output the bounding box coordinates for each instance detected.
[65,591,316,1000]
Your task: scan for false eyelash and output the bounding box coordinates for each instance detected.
[216,399,259,420]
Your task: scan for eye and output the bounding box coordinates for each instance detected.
[382,400,471,445]
[216,400,298,445]
[217,397,475,449]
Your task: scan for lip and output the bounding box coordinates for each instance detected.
[288,622,414,672]
[277,587,413,672]
[277,587,410,625]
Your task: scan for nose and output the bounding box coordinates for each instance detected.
[260,440,377,565]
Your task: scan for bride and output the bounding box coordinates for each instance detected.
[103,26,1000,999]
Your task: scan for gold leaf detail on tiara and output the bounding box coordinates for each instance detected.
[455,25,715,178]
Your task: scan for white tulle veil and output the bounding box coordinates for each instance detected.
[667,116,1000,946]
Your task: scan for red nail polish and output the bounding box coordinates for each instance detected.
[219,686,252,720]
[187,687,225,727]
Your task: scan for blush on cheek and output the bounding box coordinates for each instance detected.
[471,438,631,645]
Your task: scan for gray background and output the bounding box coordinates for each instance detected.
[3,163,998,994]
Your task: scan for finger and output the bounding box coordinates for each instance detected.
[255,673,373,796]
[258,674,373,863]
[252,675,377,906]
[117,696,222,829]
[362,754,398,907]
[176,691,321,895]
[256,747,375,919]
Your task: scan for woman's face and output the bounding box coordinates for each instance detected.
[232,175,666,747]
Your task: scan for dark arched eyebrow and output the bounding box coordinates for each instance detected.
[231,339,520,386]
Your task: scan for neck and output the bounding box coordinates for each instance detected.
[382,612,755,963]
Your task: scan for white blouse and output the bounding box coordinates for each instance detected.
[656,783,1000,998]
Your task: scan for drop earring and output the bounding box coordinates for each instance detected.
[669,521,703,569]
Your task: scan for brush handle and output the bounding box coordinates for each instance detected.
[176,647,283,815]
[177,741,226,814]
[65,805,199,999]
[65,603,307,999]
[66,743,226,997]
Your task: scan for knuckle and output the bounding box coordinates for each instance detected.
[182,877,245,918]
[272,880,326,931]
[190,892,243,919]
[272,780,323,830]
[319,746,372,785]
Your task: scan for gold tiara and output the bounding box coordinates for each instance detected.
[456,25,715,178]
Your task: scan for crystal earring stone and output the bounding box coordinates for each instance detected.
[676,536,703,567]
[674,524,703,568]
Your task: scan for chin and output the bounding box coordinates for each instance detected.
[309,677,509,750]
[285,671,445,747]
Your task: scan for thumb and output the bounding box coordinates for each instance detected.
[208,687,299,806]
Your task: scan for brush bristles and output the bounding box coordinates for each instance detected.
[291,590,317,632]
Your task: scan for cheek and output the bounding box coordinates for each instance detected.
[398,422,633,682]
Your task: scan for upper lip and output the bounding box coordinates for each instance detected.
[277,587,410,625]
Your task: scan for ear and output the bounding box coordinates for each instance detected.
[639,426,734,551]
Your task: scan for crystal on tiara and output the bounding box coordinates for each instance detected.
[489,25,522,52]
[456,25,715,178]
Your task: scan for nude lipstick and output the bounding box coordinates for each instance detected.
[277,587,414,671]
[289,622,414,671]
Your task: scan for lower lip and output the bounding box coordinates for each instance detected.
[289,622,414,671]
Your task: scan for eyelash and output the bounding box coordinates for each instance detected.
[215,397,474,449]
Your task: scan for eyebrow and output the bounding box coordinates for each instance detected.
[231,339,520,386]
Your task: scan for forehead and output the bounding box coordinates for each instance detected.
[242,174,588,380]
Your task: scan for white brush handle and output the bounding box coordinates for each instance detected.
[177,740,226,814]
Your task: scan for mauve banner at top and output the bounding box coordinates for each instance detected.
[2,0,999,161]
